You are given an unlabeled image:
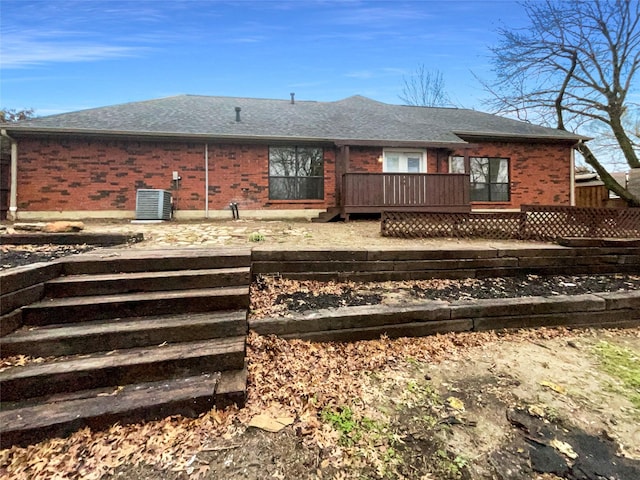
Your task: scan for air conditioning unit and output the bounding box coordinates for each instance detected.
[135,189,172,220]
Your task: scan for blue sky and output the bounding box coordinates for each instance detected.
[1,0,529,116]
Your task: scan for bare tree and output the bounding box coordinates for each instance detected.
[485,0,640,205]
[399,65,451,107]
[0,108,35,123]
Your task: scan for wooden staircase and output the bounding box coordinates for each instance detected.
[0,249,251,448]
[311,207,342,223]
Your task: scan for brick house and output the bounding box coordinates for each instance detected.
[0,94,585,221]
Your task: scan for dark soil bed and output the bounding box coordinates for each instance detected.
[408,274,640,301]
[276,289,383,312]
[1,244,95,270]
[262,274,640,316]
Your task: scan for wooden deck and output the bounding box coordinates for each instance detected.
[340,173,471,219]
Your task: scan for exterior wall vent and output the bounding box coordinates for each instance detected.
[135,189,172,220]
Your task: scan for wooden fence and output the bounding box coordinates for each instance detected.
[381,205,640,241]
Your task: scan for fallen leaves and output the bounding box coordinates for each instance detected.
[248,414,295,433]
[0,327,629,480]
[0,408,239,480]
[0,355,48,372]
[540,380,568,395]
[446,396,465,412]
[550,438,578,459]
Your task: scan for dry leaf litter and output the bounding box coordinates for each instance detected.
[1,327,578,480]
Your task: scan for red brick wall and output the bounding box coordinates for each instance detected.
[208,143,336,210]
[15,137,571,214]
[348,147,383,172]
[346,142,572,209]
[16,138,336,213]
[448,141,573,208]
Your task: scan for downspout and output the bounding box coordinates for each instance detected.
[570,144,576,206]
[204,143,209,219]
[1,129,18,221]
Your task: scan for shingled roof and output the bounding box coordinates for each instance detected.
[2,94,585,145]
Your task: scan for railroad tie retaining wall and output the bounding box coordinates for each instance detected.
[249,291,640,342]
[4,247,640,339]
[251,247,640,281]
[0,262,63,336]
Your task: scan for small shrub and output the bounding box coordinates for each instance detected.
[248,232,265,242]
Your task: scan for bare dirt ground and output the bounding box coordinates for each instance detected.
[1,219,639,479]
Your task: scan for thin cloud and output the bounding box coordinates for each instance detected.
[1,30,146,68]
[288,81,327,88]
[332,5,432,25]
[345,70,375,79]
[222,35,268,44]
[345,68,406,80]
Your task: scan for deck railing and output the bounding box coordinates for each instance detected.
[342,173,470,213]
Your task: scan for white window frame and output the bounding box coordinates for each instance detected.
[383,149,427,173]
[448,155,465,174]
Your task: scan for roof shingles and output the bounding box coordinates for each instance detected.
[3,94,584,144]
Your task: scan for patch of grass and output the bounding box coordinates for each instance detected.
[321,406,358,443]
[321,406,387,447]
[248,232,265,242]
[403,378,440,407]
[321,406,400,476]
[392,377,473,479]
[594,341,640,410]
[436,450,468,479]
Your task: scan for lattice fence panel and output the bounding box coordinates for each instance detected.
[381,211,522,239]
[521,205,640,240]
[381,212,466,238]
[381,207,640,240]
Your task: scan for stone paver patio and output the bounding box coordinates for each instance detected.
[79,218,553,250]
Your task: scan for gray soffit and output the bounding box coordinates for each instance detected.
[2,94,587,145]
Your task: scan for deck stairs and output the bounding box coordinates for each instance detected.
[311,207,342,223]
[0,249,251,448]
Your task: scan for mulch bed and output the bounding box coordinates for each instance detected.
[407,274,640,301]
[253,274,640,317]
[1,245,95,270]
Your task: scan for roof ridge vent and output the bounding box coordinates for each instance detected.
[235,107,241,122]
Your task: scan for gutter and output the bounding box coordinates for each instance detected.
[0,129,18,221]
[455,130,591,142]
[205,143,209,219]
[3,127,337,145]
[570,147,576,206]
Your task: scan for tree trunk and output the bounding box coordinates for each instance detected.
[610,114,640,169]
[577,143,640,207]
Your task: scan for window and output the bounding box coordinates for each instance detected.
[448,156,465,174]
[470,157,510,202]
[383,150,426,173]
[269,146,324,200]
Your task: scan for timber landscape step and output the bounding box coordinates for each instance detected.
[44,266,251,297]
[0,248,255,448]
[0,368,247,449]
[0,310,248,358]
[0,336,246,403]
[60,248,251,275]
[21,286,250,325]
